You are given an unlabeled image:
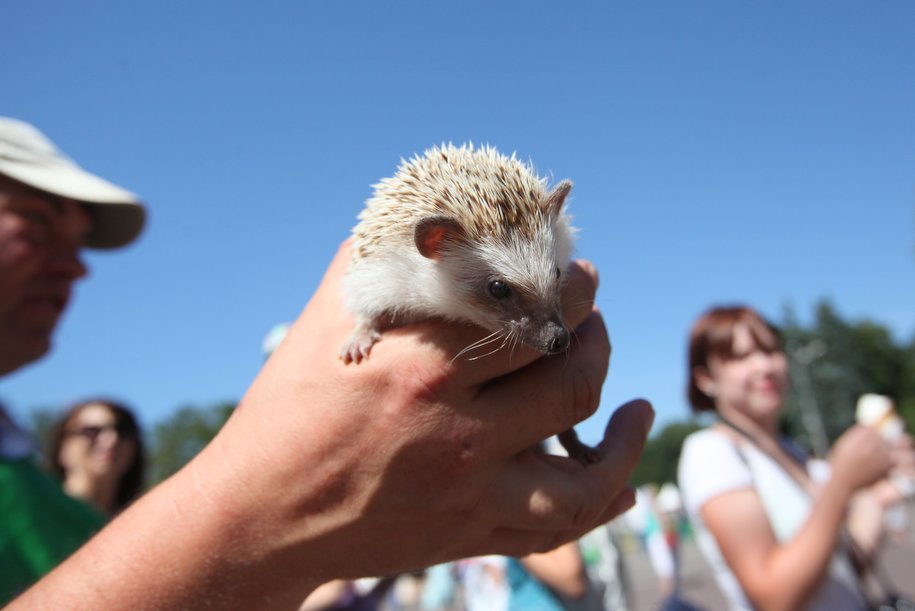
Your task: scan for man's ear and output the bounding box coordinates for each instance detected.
[543,180,572,216]
[414,216,466,260]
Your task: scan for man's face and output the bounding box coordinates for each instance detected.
[0,175,90,375]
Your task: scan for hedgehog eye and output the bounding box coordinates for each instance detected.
[488,280,511,299]
[554,267,561,280]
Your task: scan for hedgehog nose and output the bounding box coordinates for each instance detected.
[548,328,571,354]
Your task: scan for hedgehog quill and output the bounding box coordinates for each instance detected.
[340,143,596,463]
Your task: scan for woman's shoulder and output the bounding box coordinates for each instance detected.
[680,427,749,473]
[678,427,754,513]
[681,426,738,455]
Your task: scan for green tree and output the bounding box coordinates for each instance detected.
[631,420,702,487]
[781,301,915,453]
[26,406,60,456]
[147,402,235,485]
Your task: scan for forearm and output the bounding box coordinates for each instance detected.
[749,480,853,611]
[521,543,588,599]
[9,442,321,611]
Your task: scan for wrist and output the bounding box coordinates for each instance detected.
[819,474,857,518]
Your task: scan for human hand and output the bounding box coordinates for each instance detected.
[176,240,652,607]
[829,425,894,495]
[888,433,915,475]
[848,433,915,508]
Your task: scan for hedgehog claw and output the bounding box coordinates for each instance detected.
[340,324,382,365]
[558,428,599,466]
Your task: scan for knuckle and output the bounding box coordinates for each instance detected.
[392,360,451,408]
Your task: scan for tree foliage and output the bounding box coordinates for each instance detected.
[631,420,702,487]
[780,301,915,454]
[147,401,235,484]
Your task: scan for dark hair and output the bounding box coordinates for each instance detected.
[47,398,146,513]
[687,305,783,412]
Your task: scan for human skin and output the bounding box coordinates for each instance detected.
[0,175,89,375]
[10,241,653,610]
[695,323,911,611]
[57,403,139,515]
[521,541,589,599]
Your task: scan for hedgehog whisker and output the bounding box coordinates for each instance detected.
[567,298,597,310]
[466,342,509,361]
[452,330,504,364]
[465,334,511,361]
[507,329,523,363]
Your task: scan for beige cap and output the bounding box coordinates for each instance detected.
[0,117,146,249]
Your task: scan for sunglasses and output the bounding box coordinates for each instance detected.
[66,423,135,442]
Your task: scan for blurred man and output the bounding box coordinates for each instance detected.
[0,116,146,601]
[0,116,145,375]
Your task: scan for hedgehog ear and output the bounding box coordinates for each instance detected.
[415,216,466,261]
[543,180,572,215]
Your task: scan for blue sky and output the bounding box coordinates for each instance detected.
[2,1,913,443]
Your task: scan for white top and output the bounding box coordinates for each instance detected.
[678,428,866,611]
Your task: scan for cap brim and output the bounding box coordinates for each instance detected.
[0,160,145,249]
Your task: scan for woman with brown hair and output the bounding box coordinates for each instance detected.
[677,305,913,611]
[47,399,145,516]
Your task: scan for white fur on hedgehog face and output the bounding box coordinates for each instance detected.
[431,212,576,351]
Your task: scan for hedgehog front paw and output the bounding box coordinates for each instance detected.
[340,326,382,365]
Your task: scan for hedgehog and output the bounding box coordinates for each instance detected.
[340,143,577,366]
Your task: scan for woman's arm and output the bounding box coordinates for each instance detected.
[521,541,588,599]
[702,426,892,611]
[846,433,915,559]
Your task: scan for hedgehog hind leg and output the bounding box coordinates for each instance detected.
[558,428,600,466]
[340,316,383,365]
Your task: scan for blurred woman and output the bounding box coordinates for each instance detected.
[677,305,914,611]
[47,399,145,516]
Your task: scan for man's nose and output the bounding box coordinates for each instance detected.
[51,199,91,280]
[50,245,88,280]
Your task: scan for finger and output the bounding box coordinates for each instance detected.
[383,259,599,386]
[484,488,636,558]
[484,399,653,534]
[472,310,611,452]
[595,398,655,461]
[490,438,636,532]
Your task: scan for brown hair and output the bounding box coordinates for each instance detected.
[47,398,146,513]
[687,305,783,412]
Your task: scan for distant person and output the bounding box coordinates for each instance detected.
[624,486,676,598]
[677,305,915,610]
[47,399,145,516]
[577,521,630,611]
[1,116,653,609]
[0,116,145,602]
[514,542,596,611]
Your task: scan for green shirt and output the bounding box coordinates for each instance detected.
[0,457,107,604]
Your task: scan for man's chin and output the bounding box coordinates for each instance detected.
[0,336,52,376]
